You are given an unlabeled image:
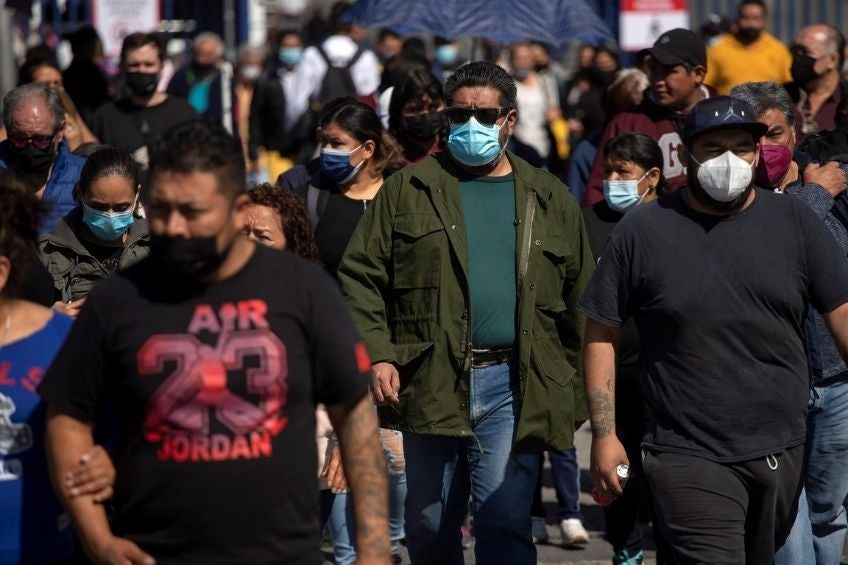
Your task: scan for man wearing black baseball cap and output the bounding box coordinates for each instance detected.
[578,95,848,563]
[582,29,709,206]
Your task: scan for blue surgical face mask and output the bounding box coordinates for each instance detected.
[320,144,364,184]
[447,116,505,168]
[603,170,650,214]
[279,47,303,67]
[82,201,136,241]
[435,44,458,67]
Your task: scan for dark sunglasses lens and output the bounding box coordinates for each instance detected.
[447,108,475,123]
[475,109,501,126]
[8,135,28,149]
[31,135,54,150]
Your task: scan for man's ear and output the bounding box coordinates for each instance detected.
[677,143,689,167]
[691,65,706,84]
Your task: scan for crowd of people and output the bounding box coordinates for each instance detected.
[3,0,848,563]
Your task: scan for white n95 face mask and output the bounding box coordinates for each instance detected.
[691,150,755,202]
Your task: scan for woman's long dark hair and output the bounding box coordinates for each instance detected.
[387,68,446,136]
[320,98,407,177]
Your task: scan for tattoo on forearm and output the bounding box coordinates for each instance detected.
[339,402,390,558]
[588,389,614,438]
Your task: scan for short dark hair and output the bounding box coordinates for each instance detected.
[17,58,61,86]
[320,98,406,176]
[149,120,246,199]
[328,2,353,35]
[388,68,446,134]
[603,133,670,196]
[78,147,140,197]
[0,170,41,299]
[738,0,767,17]
[120,32,165,64]
[444,61,517,110]
[248,183,321,263]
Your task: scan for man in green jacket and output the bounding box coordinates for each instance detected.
[338,61,594,565]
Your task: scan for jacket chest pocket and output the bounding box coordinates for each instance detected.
[392,213,444,288]
[534,235,573,310]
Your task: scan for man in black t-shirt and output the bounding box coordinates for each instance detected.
[39,120,391,565]
[90,32,196,172]
[578,96,848,563]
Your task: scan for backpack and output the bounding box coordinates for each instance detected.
[316,44,364,103]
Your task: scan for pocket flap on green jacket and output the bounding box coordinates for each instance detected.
[394,214,444,239]
[393,341,435,366]
[542,235,572,261]
[541,354,576,388]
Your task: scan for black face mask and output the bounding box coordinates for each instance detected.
[588,68,615,86]
[401,111,447,142]
[151,234,227,277]
[11,143,56,174]
[736,27,762,44]
[791,52,819,85]
[534,63,549,73]
[125,72,159,98]
[192,61,217,76]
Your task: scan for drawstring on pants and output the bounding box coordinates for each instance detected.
[766,454,778,471]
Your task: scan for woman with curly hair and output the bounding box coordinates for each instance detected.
[243,182,321,263]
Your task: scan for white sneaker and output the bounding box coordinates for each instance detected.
[531,516,549,544]
[560,518,590,545]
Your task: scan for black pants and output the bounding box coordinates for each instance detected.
[643,444,805,565]
[603,377,671,561]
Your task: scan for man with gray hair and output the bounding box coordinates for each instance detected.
[167,32,236,133]
[733,80,848,564]
[785,24,848,142]
[0,83,85,234]
[339,60,594,564]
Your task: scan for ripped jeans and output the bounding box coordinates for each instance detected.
[403,360,539,565]
[380,428,407,551]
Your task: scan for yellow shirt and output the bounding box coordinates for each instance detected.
[705,32,793,95]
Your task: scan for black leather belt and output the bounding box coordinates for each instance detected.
[471,348,513,368]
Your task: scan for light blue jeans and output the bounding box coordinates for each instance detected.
[327,441,407,564]
[403,361,539,565]
[775,375,848,564]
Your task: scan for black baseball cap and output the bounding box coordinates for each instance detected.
[682,96,768,144]
[638,28,707,69]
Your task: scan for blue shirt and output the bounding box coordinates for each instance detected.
[0,313,74,564]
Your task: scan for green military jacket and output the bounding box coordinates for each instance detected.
[38,208,151,302]
[338,151,594,452]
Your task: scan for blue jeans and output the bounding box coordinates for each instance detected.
[403,361,539,565]
[775,375,848,565]
[328,491,356,565]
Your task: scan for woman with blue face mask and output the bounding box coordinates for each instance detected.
[292,98,406,276]
[38,146,150,317]
[581,131,669,565]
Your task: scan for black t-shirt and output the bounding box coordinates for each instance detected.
[81,238,123,273]
[578,189,848,462]
[39,244,370,564]
[314,191,371,276]
[90,97,198,170]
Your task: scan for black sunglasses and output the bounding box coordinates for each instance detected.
[446,106,509,126]
[8,131,58,150]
